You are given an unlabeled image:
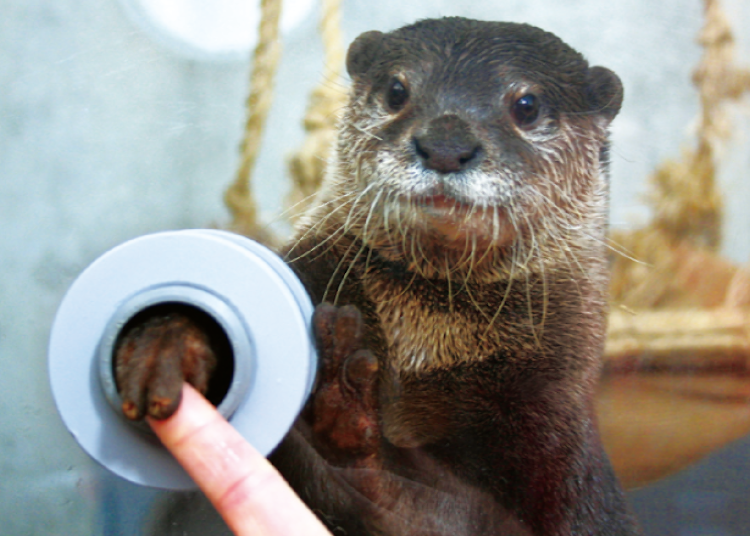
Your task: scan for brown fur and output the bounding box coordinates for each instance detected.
[118,16,640,536]
[270,17,640,536]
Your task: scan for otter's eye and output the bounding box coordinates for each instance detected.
[511,94,540,127]
[386,78,409,111]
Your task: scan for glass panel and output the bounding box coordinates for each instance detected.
[2,0,749,535]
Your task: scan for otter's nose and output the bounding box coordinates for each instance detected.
[413,115,482,174]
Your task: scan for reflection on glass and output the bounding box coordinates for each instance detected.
[117,0,315,58]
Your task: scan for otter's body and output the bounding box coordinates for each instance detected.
[117,16,640,536]
[270,17,638,536]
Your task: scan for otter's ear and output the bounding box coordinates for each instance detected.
[586,66,623,125]
[347,31,384,81]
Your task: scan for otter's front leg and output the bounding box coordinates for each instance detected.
[270,303,392,535]
[113,307,220,420]
[306,303,381,464]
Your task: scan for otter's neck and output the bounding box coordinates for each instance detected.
[360,247,607,376]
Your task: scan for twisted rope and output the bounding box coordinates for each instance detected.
[609,0,750,308]
[286,0,348,220]
[224,0,283,244]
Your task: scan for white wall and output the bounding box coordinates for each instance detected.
[1,0,748,534]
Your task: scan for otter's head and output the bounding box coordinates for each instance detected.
[320,18,622,281]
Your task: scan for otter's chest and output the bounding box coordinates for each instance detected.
[363,273,524,373]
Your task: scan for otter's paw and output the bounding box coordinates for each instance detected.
[114,310,217,420]
[311,303,380,461]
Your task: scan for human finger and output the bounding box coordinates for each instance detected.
[148,383,332,536]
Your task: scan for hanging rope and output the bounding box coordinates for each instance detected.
[286,0,348,220]
[224,0,283,245]
[609,0,750,309]
[648,0,735,251]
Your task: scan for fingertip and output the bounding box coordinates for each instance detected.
[148,384,333,536]
[146,383,214,443]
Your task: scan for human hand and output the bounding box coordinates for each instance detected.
[148,383,332,536]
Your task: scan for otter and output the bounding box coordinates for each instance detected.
[116,17,640,536]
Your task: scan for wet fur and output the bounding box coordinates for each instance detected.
[271,17,639,536]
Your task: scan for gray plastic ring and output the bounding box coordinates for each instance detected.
[48,230,316,490]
